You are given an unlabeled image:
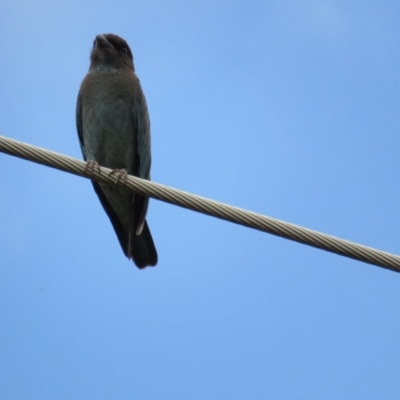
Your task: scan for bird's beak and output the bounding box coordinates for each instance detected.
[95,35,113,49]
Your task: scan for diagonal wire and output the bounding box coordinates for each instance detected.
[1,133,400,273]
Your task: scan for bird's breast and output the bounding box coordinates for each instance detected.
[81,78,136,172]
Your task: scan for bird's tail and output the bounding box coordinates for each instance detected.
[129,220,158,268]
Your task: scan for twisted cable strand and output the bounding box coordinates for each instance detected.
[1,134,399,273]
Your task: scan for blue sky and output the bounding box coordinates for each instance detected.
[1,1,400,399]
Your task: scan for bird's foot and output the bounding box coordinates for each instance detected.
[84,160,101,176]
[109,168,128,188]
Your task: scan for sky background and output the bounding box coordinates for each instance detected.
[1,1,400,399]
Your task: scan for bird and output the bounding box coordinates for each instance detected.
[76,33,157,269]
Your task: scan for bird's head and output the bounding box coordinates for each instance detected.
[89,34,135,72]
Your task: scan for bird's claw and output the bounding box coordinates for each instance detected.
[109,169,128,188]
[85,160,101,176]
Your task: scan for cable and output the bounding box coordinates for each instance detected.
[1,134,399,273]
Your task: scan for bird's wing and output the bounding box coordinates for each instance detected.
[76,91,130,252]
[75,93,86,160]
[131,84,152,235]
[133,85,152,180]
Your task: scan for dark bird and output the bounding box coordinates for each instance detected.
[76,34,157,268]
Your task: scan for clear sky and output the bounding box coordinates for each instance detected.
[1,1,400,399]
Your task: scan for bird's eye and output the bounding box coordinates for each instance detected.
[121,47,128,55]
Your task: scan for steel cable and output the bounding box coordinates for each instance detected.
[1,134,399,273]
